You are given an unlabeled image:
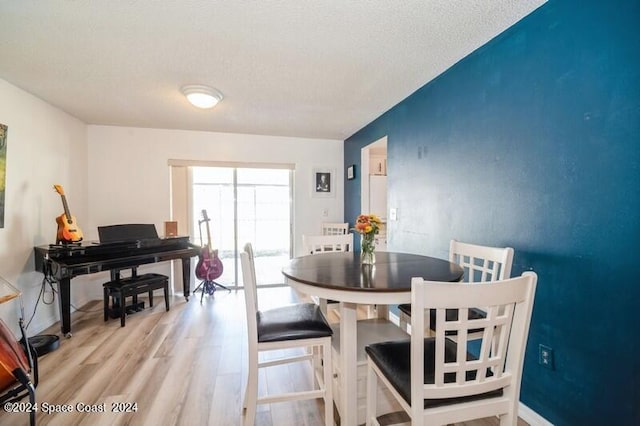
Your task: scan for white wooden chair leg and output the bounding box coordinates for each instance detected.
[499,392,518,426]
[242,371,249,410]
[499,413,516,426]
[309,346,322,389]
[243,354,258,424]
[366,361,378,426]
[323,340,334,426]
[243,388,257,426]
[242,383,247,410]
[399,311,408,332]
[366,304,376,319]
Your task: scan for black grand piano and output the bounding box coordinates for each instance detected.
[34,224,200,336]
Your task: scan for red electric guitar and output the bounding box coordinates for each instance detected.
[195,210,224,281]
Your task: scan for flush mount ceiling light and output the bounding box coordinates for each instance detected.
[181,85,224,109]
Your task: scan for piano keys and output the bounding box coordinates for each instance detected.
[34,228,200,337]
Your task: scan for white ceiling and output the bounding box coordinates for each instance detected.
[0,1,545,140]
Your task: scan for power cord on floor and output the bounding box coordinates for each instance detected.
[25,274,55,330]
[26,270,102,331]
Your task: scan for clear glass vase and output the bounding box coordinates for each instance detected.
[361,234,376,265]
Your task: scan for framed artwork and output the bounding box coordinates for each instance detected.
[0,123,6,228]
[347,164,356,180]
[312,168,335,198]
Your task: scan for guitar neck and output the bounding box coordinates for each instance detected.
[60,195,73,223]
[205,220,213,253]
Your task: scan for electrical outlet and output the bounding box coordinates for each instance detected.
[539,344,554,370]
[389,208,397,221]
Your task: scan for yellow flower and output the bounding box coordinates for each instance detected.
[351,213,382,235]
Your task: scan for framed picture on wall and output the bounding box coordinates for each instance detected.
[312,168,335,198]
[347,164,355,180]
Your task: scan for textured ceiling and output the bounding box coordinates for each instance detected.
[0,1,545,140]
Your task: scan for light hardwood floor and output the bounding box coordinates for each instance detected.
[0,287,529,426]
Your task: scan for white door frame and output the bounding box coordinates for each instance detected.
[360,136,388,215]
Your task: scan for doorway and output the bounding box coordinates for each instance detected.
[361,136,388,250]
[190,166,293,288]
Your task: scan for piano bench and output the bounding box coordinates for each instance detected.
[103,273,170,327]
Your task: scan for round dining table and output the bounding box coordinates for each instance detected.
[282,251,463,426]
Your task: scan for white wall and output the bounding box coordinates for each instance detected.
[85,126,344,292]
[0,79,344,334]
[0,79,88,334]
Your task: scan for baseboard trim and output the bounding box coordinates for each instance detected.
[30,312,60,335]
[387,310,553,426]
[31,295,91,335]
[518,402,554,426]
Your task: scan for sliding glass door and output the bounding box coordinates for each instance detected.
[191,166,292,288]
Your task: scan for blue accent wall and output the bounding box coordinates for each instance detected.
[345,1,639,424]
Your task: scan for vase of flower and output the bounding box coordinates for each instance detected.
[361,233,376,265]
[353,214,382,265]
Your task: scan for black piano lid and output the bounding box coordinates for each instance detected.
[35,224,192,262]
[98,223,158,243]
[37,234,192,262]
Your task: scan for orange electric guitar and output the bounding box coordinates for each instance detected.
[53,184,83,244]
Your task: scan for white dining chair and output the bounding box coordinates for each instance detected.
[301,233,354,316]
[398,239,514,340]
[366,272,537,426]
[302,233,354,255]
[321,222,349,236]
[240,243,334,426]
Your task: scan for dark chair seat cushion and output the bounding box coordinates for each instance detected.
[365,337,503,409]
[257,303,333,343]
[397,304,486,335]
[397,303,410,316]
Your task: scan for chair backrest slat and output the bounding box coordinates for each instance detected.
[302,234,354,255]
[321,222,349,236]
[449,240,514,283]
